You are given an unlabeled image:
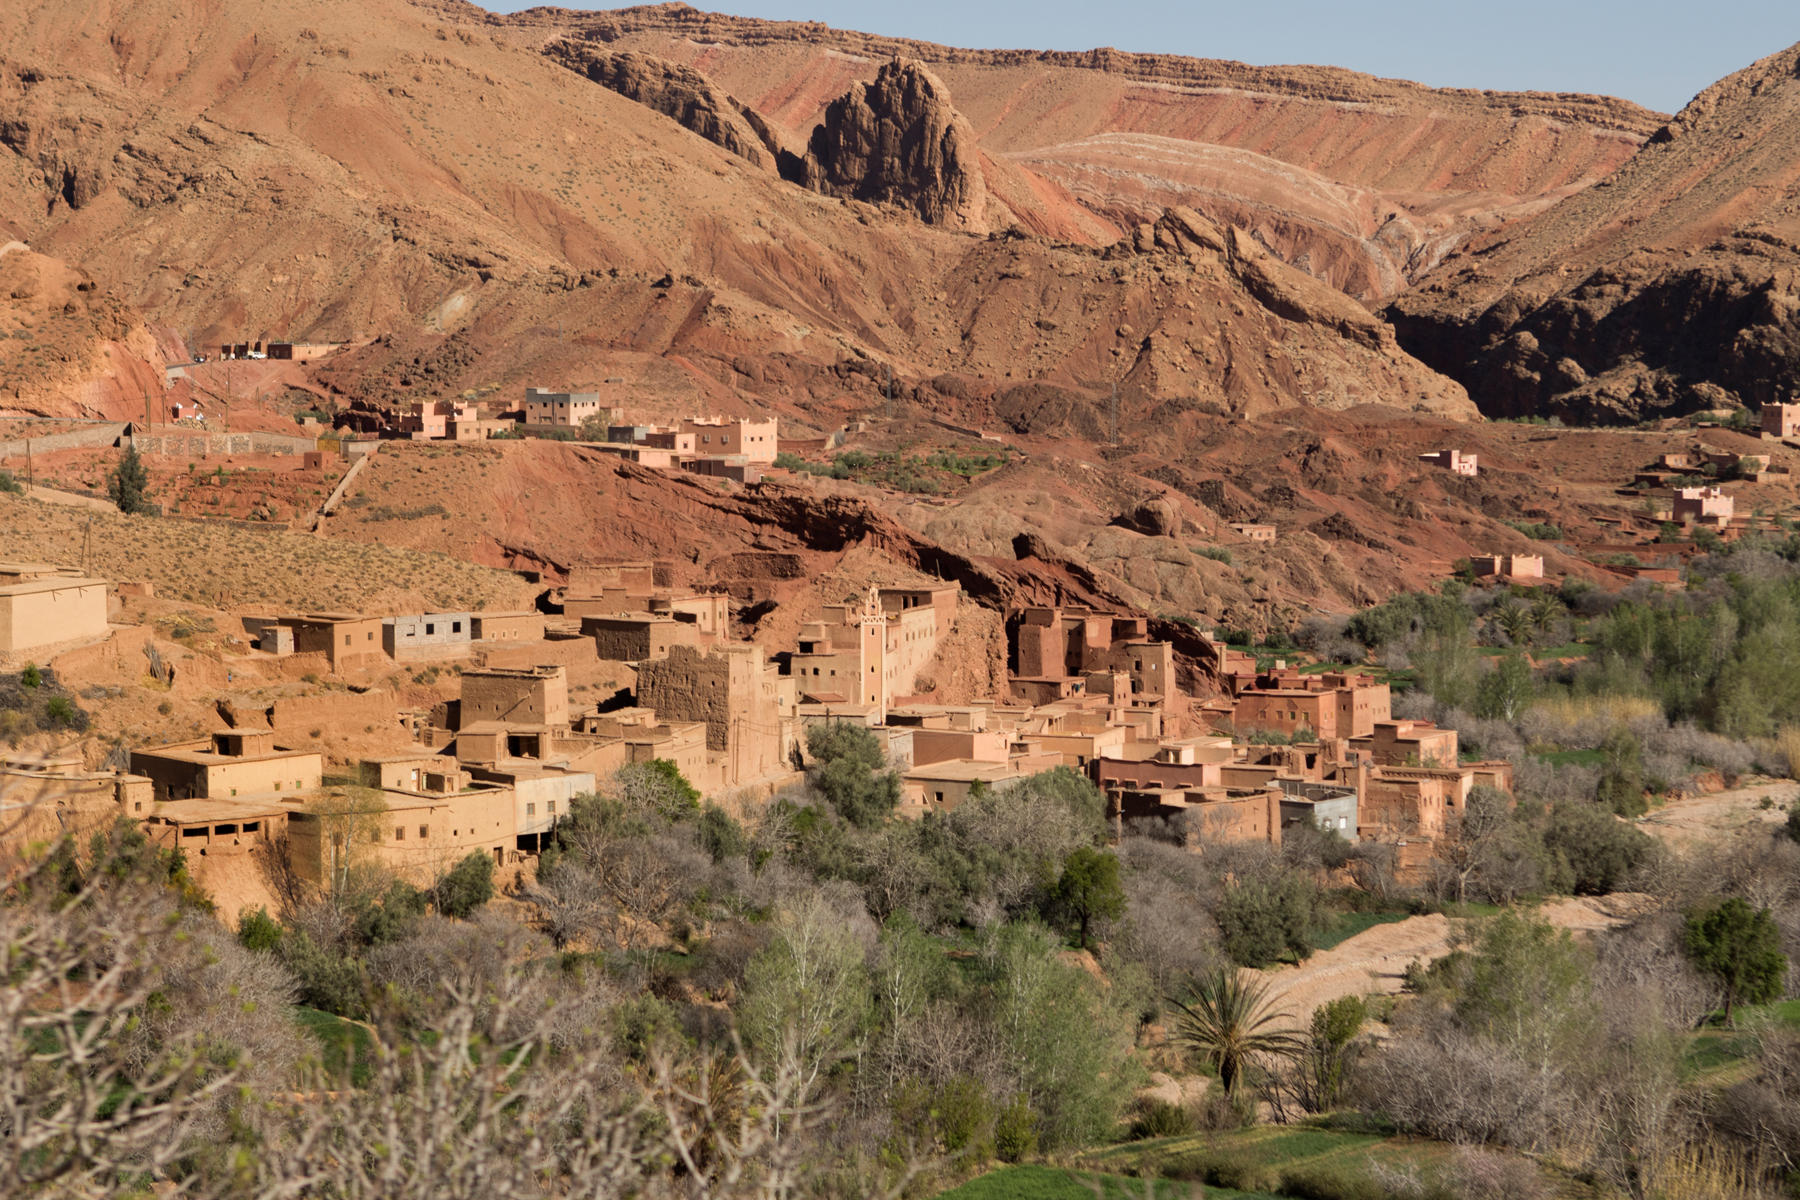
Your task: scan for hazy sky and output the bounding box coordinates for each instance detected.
[482,1,1800,114]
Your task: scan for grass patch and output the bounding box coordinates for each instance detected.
[1311,910,1410,952]
[1533,642,1593,660]
[938,1165,1272,1199]
[296,1006,374,1087]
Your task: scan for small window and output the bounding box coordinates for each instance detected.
[526,802,536,816]
[395,827,405,840]
[425,623,435,636]
[419,825,428,839]
[452,621,462,633]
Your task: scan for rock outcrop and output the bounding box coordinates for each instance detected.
[793,58,992,231]
[1389,41,1800,423]
[544,42,785,172]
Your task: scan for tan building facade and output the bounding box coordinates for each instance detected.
[0,567,109,657]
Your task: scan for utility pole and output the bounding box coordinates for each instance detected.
[1111,382,1119,447]
[82,516,92,576]
[25,437,32,494]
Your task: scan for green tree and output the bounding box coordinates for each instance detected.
[1053,846,1125,950]
[1297,995,1366,1112]
[1474,651,1534,721]
[1492,601,1532,645]
[1683,896,1788,1024]
[1594,727,1648,816]
[1544,800,1655,894]
[19,663,40,689]
[987,922,1137,1149]
[740,895,870,1099]
[1216,873,1315,967]
[1167,967,1303,1097]
[107,444,152,514]
[431,850,495,919]
[805,722,900,827]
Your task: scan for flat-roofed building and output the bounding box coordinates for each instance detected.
[131,729,323,802]
[583,613,702,662]
[460,666,570,729]
[383,612,474,660]
[681,416,779,464]
[902,759,1030,814]
[277,613,385,672]
[524,388,617,432]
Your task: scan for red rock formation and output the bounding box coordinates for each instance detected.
[794,58,991,231]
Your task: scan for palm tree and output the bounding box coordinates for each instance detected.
[1492,602,1532,646]
[1528,592,1563,634]
[1167,968,1304,1097]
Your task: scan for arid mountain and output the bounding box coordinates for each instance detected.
[0,0,1479,423]
[0,241,171,420]
[551,3,1660,299]
[1390,41,1800,423]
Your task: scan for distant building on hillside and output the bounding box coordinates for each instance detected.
[1761,402,1800,440]
[1470,554,1544,580]
[1672,485,1733,527]
[1420,449,1478,476]
[523,388,618,432]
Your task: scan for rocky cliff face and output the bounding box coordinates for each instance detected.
[544,42,785,172]
[793,58,991,231]
[1389,41,1800,423]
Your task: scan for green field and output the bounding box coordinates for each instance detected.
[1070,1121,1514,1199]
[1310,909,1410,952]
[938,1164,1275,1200]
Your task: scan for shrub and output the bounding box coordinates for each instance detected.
[41,696,78,729]
[1130,1098,1193,1139]
[431,851,496,919]
[19,663,41,689]
[237,906,284,953]
[992,1095,1037,1163]
[1217,872,1316,966]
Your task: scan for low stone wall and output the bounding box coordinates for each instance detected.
[0,422,130,459]
[130,429,317,457]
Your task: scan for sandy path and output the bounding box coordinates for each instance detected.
[1636,777,1795,847]
[1259,893,1651,1026]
